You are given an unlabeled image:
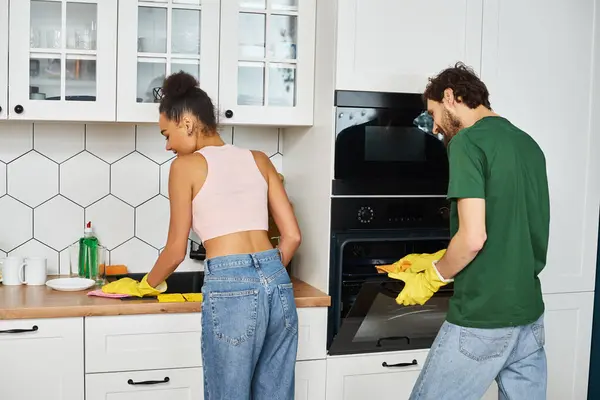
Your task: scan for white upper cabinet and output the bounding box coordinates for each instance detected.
[336,0,483,93]
[218,0,316,126]
[8,0,117,121]
[480,0,600,294]
[0,0,7,119]
[116,0,220,123]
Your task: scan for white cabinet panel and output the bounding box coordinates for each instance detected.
[326,350,428,400]
[336,0,483,93]
[86,367,203,400]
[543,292,594,399]
[218,0,316,125]
[85,313,202,373]
[297,307,328,360]
[0,0,7,119]
[480,0,600,293]
[8,0,118,121]
[296,360,326,400]
[0,317,84,400]
[116,0,220,122]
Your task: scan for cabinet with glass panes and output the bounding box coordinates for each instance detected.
[218,0,315,125]
[8,0,117,121]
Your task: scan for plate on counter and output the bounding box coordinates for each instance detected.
[46,278,96,292]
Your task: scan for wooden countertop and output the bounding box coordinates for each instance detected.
[0,277,330,320]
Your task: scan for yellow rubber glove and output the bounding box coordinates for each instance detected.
[391,262,451,306]
[102,274,167,297]
[376,249,446,275]
[401,249,446,273]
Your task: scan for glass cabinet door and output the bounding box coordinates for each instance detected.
[117,0,220,123]
[0,0,8,120]
[219,0,316,126]
[8,0,118,121]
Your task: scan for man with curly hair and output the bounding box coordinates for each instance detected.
[397,63,550,399]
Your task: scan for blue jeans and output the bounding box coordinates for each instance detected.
[410,314,546,400]
[201,249,299,400]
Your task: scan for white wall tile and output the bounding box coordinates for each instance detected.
[159,158,173,198]
[0,163,6,196]
[60,151,110,207]
[34,123,84,163]
[7,152,58,208]
[86,123,136,163]
[10,239,59,275]
[111,238,158,273]
[111,152,159,206]
[85,195,134,250]
[0,196,33,252]
[136,195,170,249]
[0,122,33,163]
[232,126,280,156]
[34,196,83,251]
[270,153,283,173]
[0,122,282,272]
[136,124,173,164]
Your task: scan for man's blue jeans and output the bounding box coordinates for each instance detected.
[410,314,547,400]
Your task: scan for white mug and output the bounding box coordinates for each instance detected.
[0,257,26,286]
[23,257,47,286]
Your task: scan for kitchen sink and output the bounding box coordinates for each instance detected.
[119,271,204,294]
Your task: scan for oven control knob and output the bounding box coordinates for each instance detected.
[438,207,450,220]
[357,206,374,224]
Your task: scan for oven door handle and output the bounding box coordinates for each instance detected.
[382,359,418,368]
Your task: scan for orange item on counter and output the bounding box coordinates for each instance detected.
[100,264,128,276]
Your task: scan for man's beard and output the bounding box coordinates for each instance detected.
[439,109,463,146]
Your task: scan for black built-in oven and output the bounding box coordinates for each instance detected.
[333,90,448,196]
[328,197,451,356]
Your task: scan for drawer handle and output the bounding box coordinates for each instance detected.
[127,377,170,386]
[0,325,38,334]
[382,359,418,368]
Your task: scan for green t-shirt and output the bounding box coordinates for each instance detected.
[445,116,549,328]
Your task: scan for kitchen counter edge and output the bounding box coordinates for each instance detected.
[0,277,330,320]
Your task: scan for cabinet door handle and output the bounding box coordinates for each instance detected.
[0,325,38,334]
[224,109,234,118]
[127,377,170,386]
[14,105,24,114]
[382,359,418,368]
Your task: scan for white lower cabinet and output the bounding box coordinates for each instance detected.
[86,368,204,400]
[326,291,594,400]
[543,291,594,400]
[83,310,329,399]
[326,350,428,400]
[0,317,84,400]
[296,360,327,400]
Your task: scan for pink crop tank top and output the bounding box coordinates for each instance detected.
[191,144,269,242]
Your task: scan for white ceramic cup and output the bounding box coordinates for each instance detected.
[0,257,26,286]
[23,257,47,286]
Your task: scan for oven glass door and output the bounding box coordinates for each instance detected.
[329,234,451,355]
[333,107,449,195]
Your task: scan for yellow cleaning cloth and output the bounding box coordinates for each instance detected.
[182,293,203,302]
[157,293,203,303]
[376,249,447,275]
[102,274,167,297]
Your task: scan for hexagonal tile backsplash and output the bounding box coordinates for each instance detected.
[0,122,283,275]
